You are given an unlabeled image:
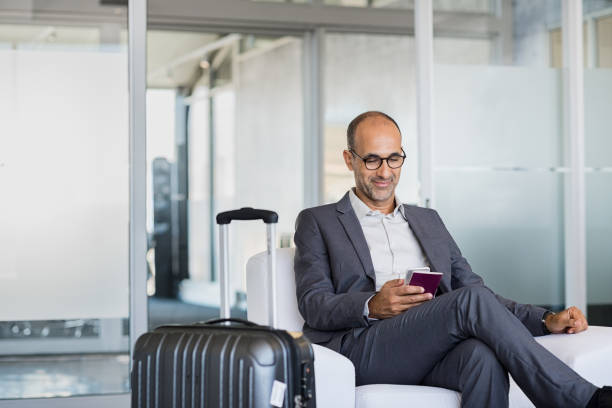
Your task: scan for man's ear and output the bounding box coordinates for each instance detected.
[342,150,354,171]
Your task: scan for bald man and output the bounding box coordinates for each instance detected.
[294,111,611,407]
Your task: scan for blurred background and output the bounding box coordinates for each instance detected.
[0,0,610,404]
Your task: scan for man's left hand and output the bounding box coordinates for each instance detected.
[545,306,589,334]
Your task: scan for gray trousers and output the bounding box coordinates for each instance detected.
[338,286,597,408]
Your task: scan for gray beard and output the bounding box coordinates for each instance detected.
[359,179,395,204]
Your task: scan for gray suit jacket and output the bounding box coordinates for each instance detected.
[294,192,549,353]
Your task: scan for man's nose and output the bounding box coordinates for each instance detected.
[376,160,393,178]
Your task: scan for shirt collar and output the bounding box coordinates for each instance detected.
[348,188,404,220]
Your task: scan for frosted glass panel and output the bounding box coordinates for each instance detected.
[434,171,564,306]
[585,69,612,313]
[431,1,567,312]
[324,33,418,204]
[434,65,562,168]
[585,69,612,167]
[182,38,304,305]
[0,50,129,321]
[229,38,304,295]
[152,34,304,317]
[322,0,492,12]
[586,174,612,304]
[187,89,211,284]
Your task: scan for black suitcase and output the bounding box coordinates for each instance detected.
[131,208,316,408]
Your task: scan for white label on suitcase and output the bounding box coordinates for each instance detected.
[270,380,286,407]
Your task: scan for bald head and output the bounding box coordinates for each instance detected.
[342,110,404,213]
[346,111,401,151]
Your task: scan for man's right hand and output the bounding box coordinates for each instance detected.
[368,279,433,319]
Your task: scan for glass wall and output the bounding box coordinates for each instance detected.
[0,0,608,404]
[584,1,612,325]
[145,29,304,328]
[322,0,492,12]
[597,15,612,66]
[0,2,130,400]
[432,0,566,309]
[323,33,418,204]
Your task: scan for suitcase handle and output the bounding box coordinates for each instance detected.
[204,318,259,327]
[216,207,278,328]
[216,207,278,225]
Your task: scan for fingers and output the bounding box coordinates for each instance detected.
[562,306,589,334]
[382,279,405,289]
[389,284,432,301]
[562,309,572,323]
[569,306,588,329]
[399,285,426,295]
[396,293,433,305]
[567,321,580,334]
[568,307,588,334]
[556,309,572,326]
[388,298,429,316]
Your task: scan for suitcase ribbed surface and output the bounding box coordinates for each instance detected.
[132,325,313,408]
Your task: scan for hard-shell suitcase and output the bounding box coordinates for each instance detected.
[131,208,316,408]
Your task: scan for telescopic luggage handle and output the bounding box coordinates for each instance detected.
[216,208,279,328]
[216,207,278,225]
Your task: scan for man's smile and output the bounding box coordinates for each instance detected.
[371,179,392,188]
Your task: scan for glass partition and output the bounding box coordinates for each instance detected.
[432,0,566,309]
[146,29,304,328]
[323,33,418,204]
[322,0,492,12]
[0,3,131,399]
[584,2,612,325]
[597,15,612,67]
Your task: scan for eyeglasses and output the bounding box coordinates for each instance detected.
[348,148,406,170]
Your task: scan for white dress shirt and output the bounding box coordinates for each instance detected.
[348,189,429,318]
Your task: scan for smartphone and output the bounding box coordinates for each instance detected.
[405,268,443,297]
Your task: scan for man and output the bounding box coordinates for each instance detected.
[294,111,611,407]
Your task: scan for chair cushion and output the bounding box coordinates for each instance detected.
[355,384,461,408]
[246,248,305,331]
[536,325,612,387]
[509,325,612,407]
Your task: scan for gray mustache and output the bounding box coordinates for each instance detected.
[371,177,394,183]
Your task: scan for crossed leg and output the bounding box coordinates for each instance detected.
[339,286,596,408]
[421,338,509,406]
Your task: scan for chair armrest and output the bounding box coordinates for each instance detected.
[312,344,356,408]
[510,326,612,407]
[535,325,612,387]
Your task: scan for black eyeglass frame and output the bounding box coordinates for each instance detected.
[348,148,407,170]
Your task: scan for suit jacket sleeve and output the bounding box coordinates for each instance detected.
[294,209,374,331]
[433,211,550,337]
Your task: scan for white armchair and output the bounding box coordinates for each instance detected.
[246,248,612,408]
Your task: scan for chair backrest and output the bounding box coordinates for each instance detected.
[246,247,305,331]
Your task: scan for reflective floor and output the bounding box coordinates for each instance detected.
[0,354,129,399]
[0,297,247,400]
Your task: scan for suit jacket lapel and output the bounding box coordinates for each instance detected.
[336,194,376,282]
[401,204,444,273]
